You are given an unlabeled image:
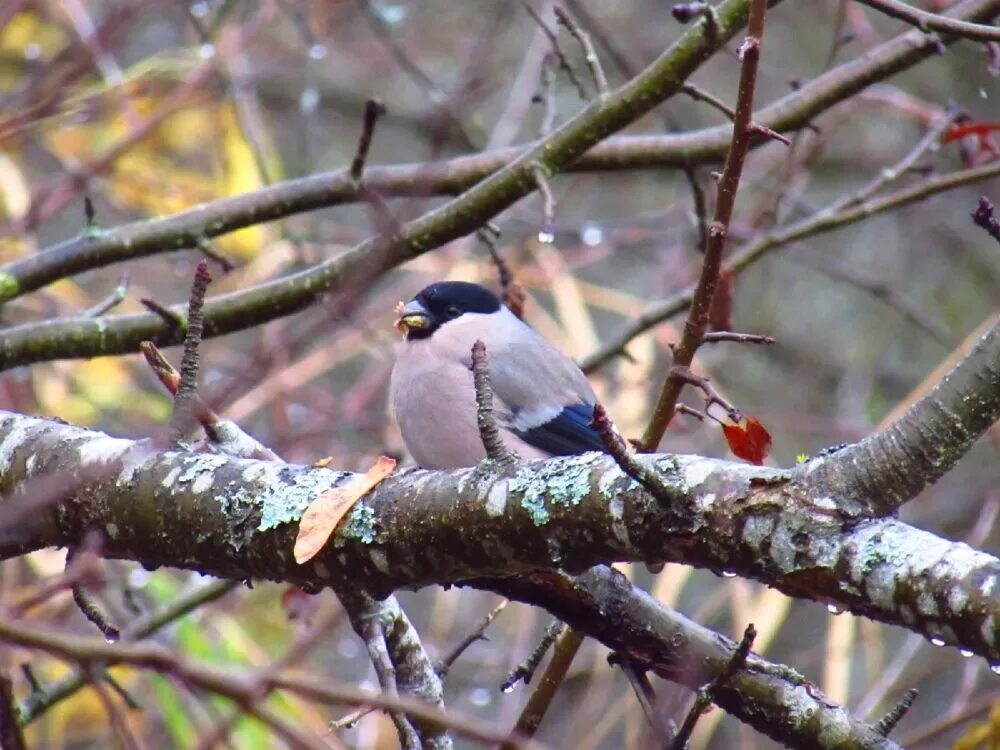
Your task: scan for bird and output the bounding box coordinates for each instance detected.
[389,280,606,469]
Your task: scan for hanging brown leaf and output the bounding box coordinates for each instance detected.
[721,415,772,465]
[293,456,396,564]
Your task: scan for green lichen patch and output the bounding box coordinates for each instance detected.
[0,271,19,302]
[257,467,351,531]
[337,504,378,545]
[508,455,596,526]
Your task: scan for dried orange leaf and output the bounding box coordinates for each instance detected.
[293,456,396,564]
[721,415,772,465]
[312,456,335,468]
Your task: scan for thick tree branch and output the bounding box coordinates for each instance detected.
[340,591,449,749]
[797,312,1000,514]
[1,410,997,663]
[472,566,902,750]
[856,0,1000,42]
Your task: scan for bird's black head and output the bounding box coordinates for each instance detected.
[395,281,501,340]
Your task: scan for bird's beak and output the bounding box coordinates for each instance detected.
[394,299,430,334]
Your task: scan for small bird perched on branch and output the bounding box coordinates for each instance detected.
[390,281,605,469]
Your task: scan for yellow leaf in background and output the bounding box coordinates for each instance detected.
[294,456,396,564]
[160,107,216,155]
[0,152,30,221]
[0,11,66,60]
[214,105,275,260]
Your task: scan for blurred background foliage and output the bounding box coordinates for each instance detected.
[0,0,998,748]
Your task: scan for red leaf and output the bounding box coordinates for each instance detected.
[940,122,1000,144]
[721,415,772,465]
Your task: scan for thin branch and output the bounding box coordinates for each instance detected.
[471,341,518,466]
[791,252,952,346]
[856,0,1000,42]
[531,162,556,243]
[138,297,184,329]
[501,620,566,692]
[875,688,919,737]
[338,591,450,750]
[65,545,120,643]
[84,272,129,317]
[436,599,508,677]
[554,5,608,96]
[973,195,1000,245]
[196,237,236,273]
[480,233,527,319]
[1,618,520,748]
[581,158,1000,373]
[701,330,775,345]
[343,597,421,749]
[500,626,585,750]
[641,0,770,452]
[610,654,676,745]
[20,579,237,724]
[171,260,212,442]
[672,3,718,31]
[671,623,756,749]
[2,0,995,315]
[141,342,280,460]
[591,404,676,508]
[522,1,588,99]
[350,99,386,181]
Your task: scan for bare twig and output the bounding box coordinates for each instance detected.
[701,330,775,345]
[531,162,556,243]
[20,579,237,724]
[480,233,527,319]
[501,619,566,691]
[671,624,756,749]
[350,98,386,181]
[471,341,518,466]
[436,599,508,677]
[554,5,608,96]
[144,342,278,459]
[522,2,588,99]
[171,260,212,441]
[875,688,919,737]
[791,253,952,346]
[535,53,558,137]
[610,654,677,744]
[501,626,585,750]
[683,166,710,253]
[65,544,119,643]
[856,0,1000,42]
[973,195,1000,245]
[641,0,770,451]
[830,110,959,214]
[139,297,184,329]
[85,272,129,317]
[3,617,515,747]
[196,236,236,273]
[581,159,1000,374]
[591,404,675,507]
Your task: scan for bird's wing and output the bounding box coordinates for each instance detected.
[486,327,604,457]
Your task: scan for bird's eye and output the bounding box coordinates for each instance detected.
[446,305,461,319]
